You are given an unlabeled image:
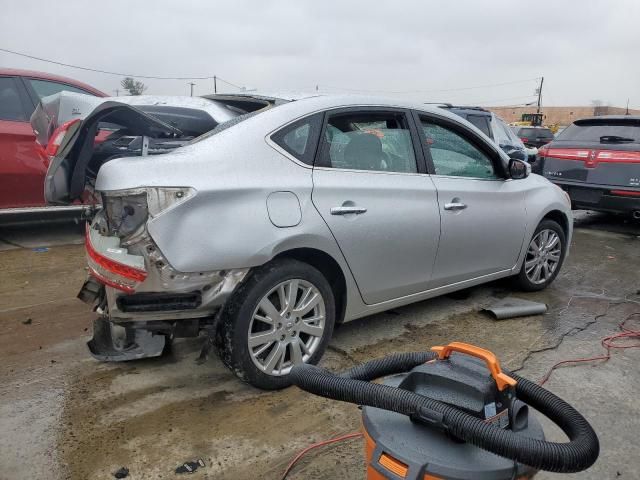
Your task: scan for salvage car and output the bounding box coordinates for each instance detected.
[37,93,573,389]
[539,116,640,217]
[0,69,106,211]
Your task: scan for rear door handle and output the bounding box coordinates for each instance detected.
[444,202,467,211]
[331,206,368,215]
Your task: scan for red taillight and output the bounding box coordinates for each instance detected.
[538,145,549,158]
[45,118,81,158]
[520,137,529,145]
[610,189,640,197]
[544,148,590,161]
[596,150,640,164]
[544,148,640,165]
[85,225,147,293]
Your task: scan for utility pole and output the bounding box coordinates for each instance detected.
[213,76,217,94]
[188,82,195,97]
[626,98,630,115]
[536,77,544,114]
[114,89,120,97]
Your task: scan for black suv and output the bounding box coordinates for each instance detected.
[513,126,555,148]
[437,105,528,162]
[540,116,640,218]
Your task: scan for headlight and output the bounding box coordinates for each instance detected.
[101,187,195,240]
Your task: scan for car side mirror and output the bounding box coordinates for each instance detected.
[509,159,530,179]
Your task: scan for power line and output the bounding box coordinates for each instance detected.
[472,94,538,106]
[215,76,242,89]
[318,77,541,95]
[0,47,242,88]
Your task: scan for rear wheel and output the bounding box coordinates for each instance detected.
[216,258,335,390]
[515,219,566,291]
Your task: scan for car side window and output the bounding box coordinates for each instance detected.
[466,114,492,138]
[271,113,322,165]
[421,119,498,179]
[0,77,29,121]
[27,79,92,99]
[319,111,417,173]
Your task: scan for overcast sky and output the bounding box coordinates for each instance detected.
[1,0,638,107]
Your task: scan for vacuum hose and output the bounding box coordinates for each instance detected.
[290,352,599,473]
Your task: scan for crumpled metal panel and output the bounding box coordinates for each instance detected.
[483,297,548,320]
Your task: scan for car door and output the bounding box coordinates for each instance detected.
[311,107,441,305]
[0,75,48,208]
[415,112,527,287]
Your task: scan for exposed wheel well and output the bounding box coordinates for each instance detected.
[541,210,570,235]
[274,248,347,325]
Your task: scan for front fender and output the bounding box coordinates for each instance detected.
[513,177,573,273]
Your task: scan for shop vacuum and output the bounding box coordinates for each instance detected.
[291,342,599,479]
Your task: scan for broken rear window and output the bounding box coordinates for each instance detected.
[557,121,640,143]
[134,106,218,137]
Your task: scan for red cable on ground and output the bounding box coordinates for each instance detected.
[538,313,640,386]
[281,432,363,480]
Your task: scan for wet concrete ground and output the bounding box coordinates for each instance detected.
[0,211,638,479]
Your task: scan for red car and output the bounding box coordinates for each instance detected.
[0,69,106,210]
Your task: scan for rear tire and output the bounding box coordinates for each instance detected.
[216,258,335,390]
[515,219,567,292]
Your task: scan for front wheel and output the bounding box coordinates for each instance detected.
[515,219,567,292]
[216,258,335,390]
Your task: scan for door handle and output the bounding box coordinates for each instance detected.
[444,202,467,211]
[331,206,368,215]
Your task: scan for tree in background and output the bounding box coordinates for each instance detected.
[120,77,147,96]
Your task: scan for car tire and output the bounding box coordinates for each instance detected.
[215,258,335,390]
[515,219,567,292]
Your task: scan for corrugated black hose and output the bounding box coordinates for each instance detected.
[290,352,599,473]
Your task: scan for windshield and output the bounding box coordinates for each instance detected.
[519,128,554,139]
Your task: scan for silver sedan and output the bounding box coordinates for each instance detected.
[42,94,572,389]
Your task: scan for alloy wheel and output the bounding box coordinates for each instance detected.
[524,229,562,285]
[247,279,326,376]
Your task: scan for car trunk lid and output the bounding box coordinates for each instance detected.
[33,96,183,205]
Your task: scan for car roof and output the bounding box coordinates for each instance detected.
[309,94,478,122]
[435,104,491,115]
[574,115,640,123]
[37,91,241,128]
[0,68,107,96]
[110,94,241,122]
[204,93,472,123]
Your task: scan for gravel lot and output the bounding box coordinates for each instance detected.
[0,211,638,479]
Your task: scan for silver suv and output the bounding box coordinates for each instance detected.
[40,93,572,389]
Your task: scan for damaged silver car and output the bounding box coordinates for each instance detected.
[37,92,573,389]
